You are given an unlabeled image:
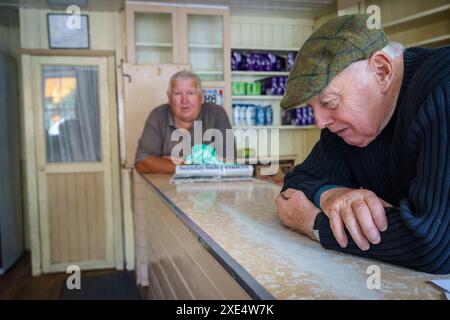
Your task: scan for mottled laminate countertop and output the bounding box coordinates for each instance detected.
[142,174,447,300]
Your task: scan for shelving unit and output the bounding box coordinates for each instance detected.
[230,47,298,127]
[382,4,450,29]
[361,0,450,49]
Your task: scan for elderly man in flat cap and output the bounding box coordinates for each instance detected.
[276,14,449,274]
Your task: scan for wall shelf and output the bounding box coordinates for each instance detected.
[189,44,223,49]
[231,71,289,76]
[232,95,283,100]
[383,4,450,29]
[231,46,298,51]
[196,70,224,75]
[136,42,173,47]
[407,34,450,47]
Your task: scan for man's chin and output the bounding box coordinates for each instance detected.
[343,136,372,148]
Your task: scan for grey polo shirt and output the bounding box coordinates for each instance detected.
[135,103,234,162]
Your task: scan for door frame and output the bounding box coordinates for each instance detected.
[21,53,122,275]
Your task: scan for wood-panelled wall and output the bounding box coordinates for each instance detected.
[19,9,122,50]
[230,15,314,49]
[47,173,106,264]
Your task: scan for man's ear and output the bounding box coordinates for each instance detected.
[369,50,394,93]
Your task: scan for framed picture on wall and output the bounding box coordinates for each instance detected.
[47,13,90,49]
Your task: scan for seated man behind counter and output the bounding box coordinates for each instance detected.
[135,71,234,173]
[276,14,449,274]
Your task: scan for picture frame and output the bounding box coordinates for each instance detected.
[47,13,90,49]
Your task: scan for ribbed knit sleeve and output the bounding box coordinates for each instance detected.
[281,129,358,200]
[317,83,450,274]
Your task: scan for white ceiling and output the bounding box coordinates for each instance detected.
[0,0,337,18]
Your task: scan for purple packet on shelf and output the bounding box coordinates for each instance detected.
[287,52,297,71]
[231,51,243,71]
[243,52,254,71]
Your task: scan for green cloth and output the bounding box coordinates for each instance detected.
[281,14,389,110]
[185,144,223,164]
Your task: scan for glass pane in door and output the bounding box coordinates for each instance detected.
[187,14,224,81]
[135,12,173,64]
[42,65,101,163]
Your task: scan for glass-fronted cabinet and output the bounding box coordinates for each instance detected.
[126,4,180,64]
[185,13,224,81]
[125,3,231,117]
[135,12,174,64]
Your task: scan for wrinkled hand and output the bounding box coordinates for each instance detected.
[320,187,392,251]
[276,188,321,240]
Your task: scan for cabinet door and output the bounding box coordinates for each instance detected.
[122,63,191,168]
[126,4,180,64]
[180,7,230,83]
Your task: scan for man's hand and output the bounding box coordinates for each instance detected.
[320,188,392,251]
[163,155,184,165]
[276,189,321,240]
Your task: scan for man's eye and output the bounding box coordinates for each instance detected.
[322,100,337,109]
[187,92,196,96]
[173,92,181,96]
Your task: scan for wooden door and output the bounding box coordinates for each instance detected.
[122,63,191,168]
[31,56,119,273]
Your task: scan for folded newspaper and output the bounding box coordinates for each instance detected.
[170,164,254,184]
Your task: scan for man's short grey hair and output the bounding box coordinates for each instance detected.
[381,42,404,59]
[167,70,202,94]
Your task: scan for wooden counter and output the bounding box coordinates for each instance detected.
[133,173,447,300]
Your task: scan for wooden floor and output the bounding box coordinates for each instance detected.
[0,253,146,299]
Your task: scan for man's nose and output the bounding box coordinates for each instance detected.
[181,93,189,104]
[314,108,333,129]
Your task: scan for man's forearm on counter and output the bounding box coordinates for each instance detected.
[135,156,176,174]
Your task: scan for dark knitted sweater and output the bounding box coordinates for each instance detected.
[282,47,450,274]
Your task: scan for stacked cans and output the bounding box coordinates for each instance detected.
[233,104,273,126]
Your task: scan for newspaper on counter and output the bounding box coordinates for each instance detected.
[170,164,254,184]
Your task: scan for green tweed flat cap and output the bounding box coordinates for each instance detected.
[281,14,389,110]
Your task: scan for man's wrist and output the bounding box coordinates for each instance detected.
[313,185,340,208]
[312,213,323,242]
